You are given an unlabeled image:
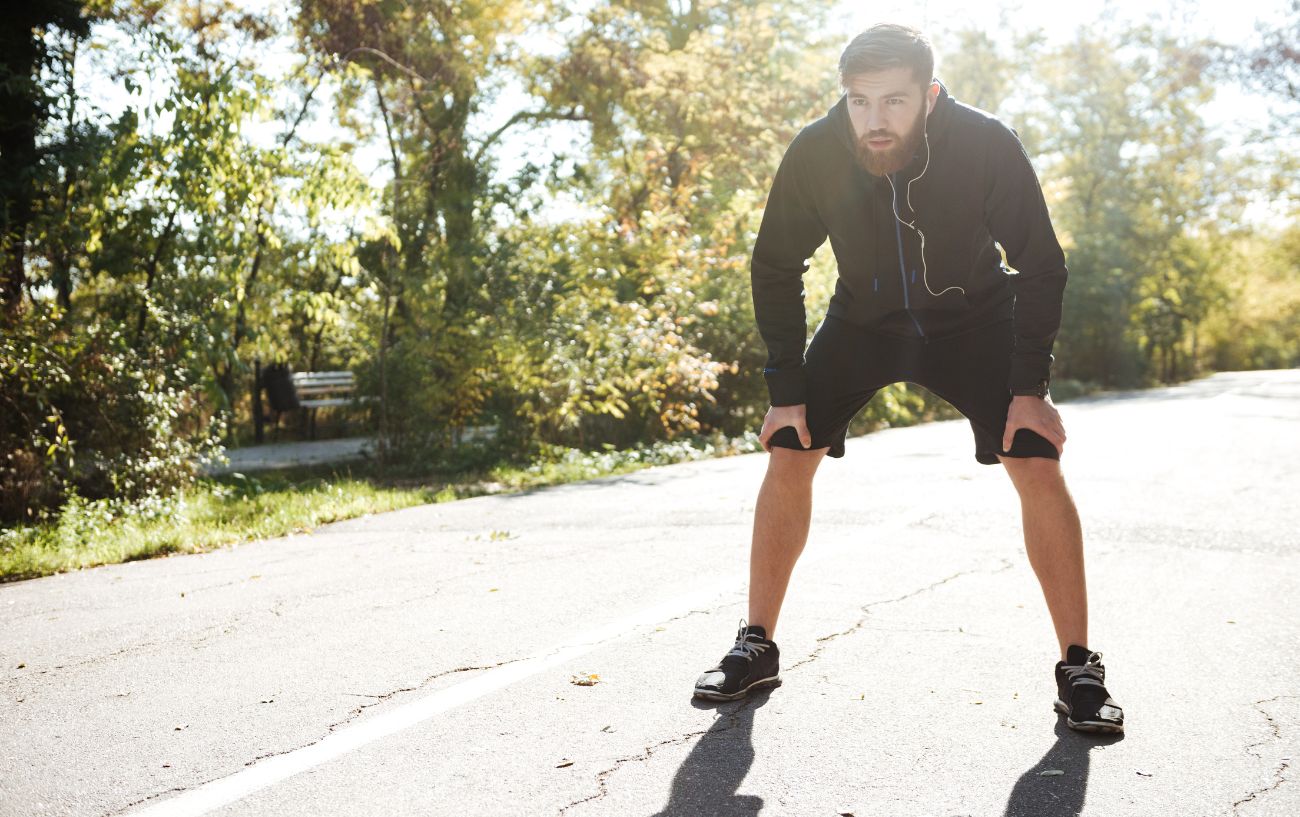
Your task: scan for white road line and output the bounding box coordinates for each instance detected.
[122,510,929,817]
[121,581,736,817]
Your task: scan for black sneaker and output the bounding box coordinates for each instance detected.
[1054,644,1124,734]
[693,618,781,701]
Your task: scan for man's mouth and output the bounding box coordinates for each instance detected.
[866,136,893,149]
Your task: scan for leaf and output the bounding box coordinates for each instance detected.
[1039,769,1065,777]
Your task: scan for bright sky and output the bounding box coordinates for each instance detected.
[833,0,1287,46]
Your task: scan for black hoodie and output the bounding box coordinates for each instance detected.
[751,80,1068,407]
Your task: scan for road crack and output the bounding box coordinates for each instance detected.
[557,697,761,815]
[244,656,536,766]
[106,656,536,815]
[785,558,1015,672]
[1232,694,1296,814]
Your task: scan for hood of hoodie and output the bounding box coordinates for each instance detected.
[828,79,956,188]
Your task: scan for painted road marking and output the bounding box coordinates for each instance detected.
[123,511,932,817]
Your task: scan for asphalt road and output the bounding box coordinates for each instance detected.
[2,369,1297,817]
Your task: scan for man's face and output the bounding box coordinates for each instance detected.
[844,67,939,177]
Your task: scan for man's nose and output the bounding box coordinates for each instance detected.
[865,105,887,132]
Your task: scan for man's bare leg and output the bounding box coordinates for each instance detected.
[747,446,830,640]
[999,455,1088,661]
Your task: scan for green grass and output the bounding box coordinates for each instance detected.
[1,381,1107,584]
[0,432,764,583]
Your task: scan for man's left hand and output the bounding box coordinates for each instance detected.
[1003,395,1066,455]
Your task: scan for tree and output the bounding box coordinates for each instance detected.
[296,0,576,457]
[0,0,95,320]
[1030,25,1232,385]
[508,0,840,442]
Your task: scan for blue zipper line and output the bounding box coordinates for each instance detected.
[891,174,926,339]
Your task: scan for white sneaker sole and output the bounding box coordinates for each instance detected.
[693,674,782,701]
[1054,698,1124,734]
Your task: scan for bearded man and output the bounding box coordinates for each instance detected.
[692,23,1124,735]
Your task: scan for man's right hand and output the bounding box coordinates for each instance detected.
[758,404,812,453]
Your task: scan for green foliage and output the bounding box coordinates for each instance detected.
[0,305,223,523]
[0,467,440,581]
[511,0,839,444]
[0,429,765,580]
[1200,221,1300,370]
[6,2,1300,552]
[1014,24,1246,386]
[520,431,765,483]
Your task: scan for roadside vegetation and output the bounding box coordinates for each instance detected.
[3,2,1295,580]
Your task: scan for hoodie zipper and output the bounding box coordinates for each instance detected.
[890,173,927,340]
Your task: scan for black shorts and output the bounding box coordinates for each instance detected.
[767,314,1060,465]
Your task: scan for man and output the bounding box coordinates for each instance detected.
[692,23,1124,735]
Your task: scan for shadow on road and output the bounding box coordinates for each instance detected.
[643,694,1122,817]
[1002,717,1124,817]
[645,690,779,817]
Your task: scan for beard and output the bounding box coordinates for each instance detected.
[854,105,927,177]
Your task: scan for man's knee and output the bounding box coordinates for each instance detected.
[999,455,1065,493]
[767,444,830,478]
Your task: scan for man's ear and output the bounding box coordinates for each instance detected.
[926,80,940,115]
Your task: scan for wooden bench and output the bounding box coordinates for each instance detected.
[254,361,372,442]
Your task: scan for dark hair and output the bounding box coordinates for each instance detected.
[839,23,934,88]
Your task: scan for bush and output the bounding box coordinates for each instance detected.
[0,308,224,524]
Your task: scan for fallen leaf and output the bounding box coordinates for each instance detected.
[556,759,574,768]
[1136,770,1152,777]
[570,673,600,686]
[1039,769,1064,777]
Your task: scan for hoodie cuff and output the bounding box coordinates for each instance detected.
[763,366,808,407]
[1008,352,1054,393]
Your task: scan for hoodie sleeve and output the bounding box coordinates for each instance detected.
[750,134,828,406]
[982,120,1068,392]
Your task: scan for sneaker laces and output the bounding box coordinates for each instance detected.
[1063,651,1106,688]
[726,617,770,661]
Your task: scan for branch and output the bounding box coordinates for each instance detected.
[341,46,430,83]
[278,64,327,148]
[472,107,587,165]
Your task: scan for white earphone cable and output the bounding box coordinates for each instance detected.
[887,110,965,298]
